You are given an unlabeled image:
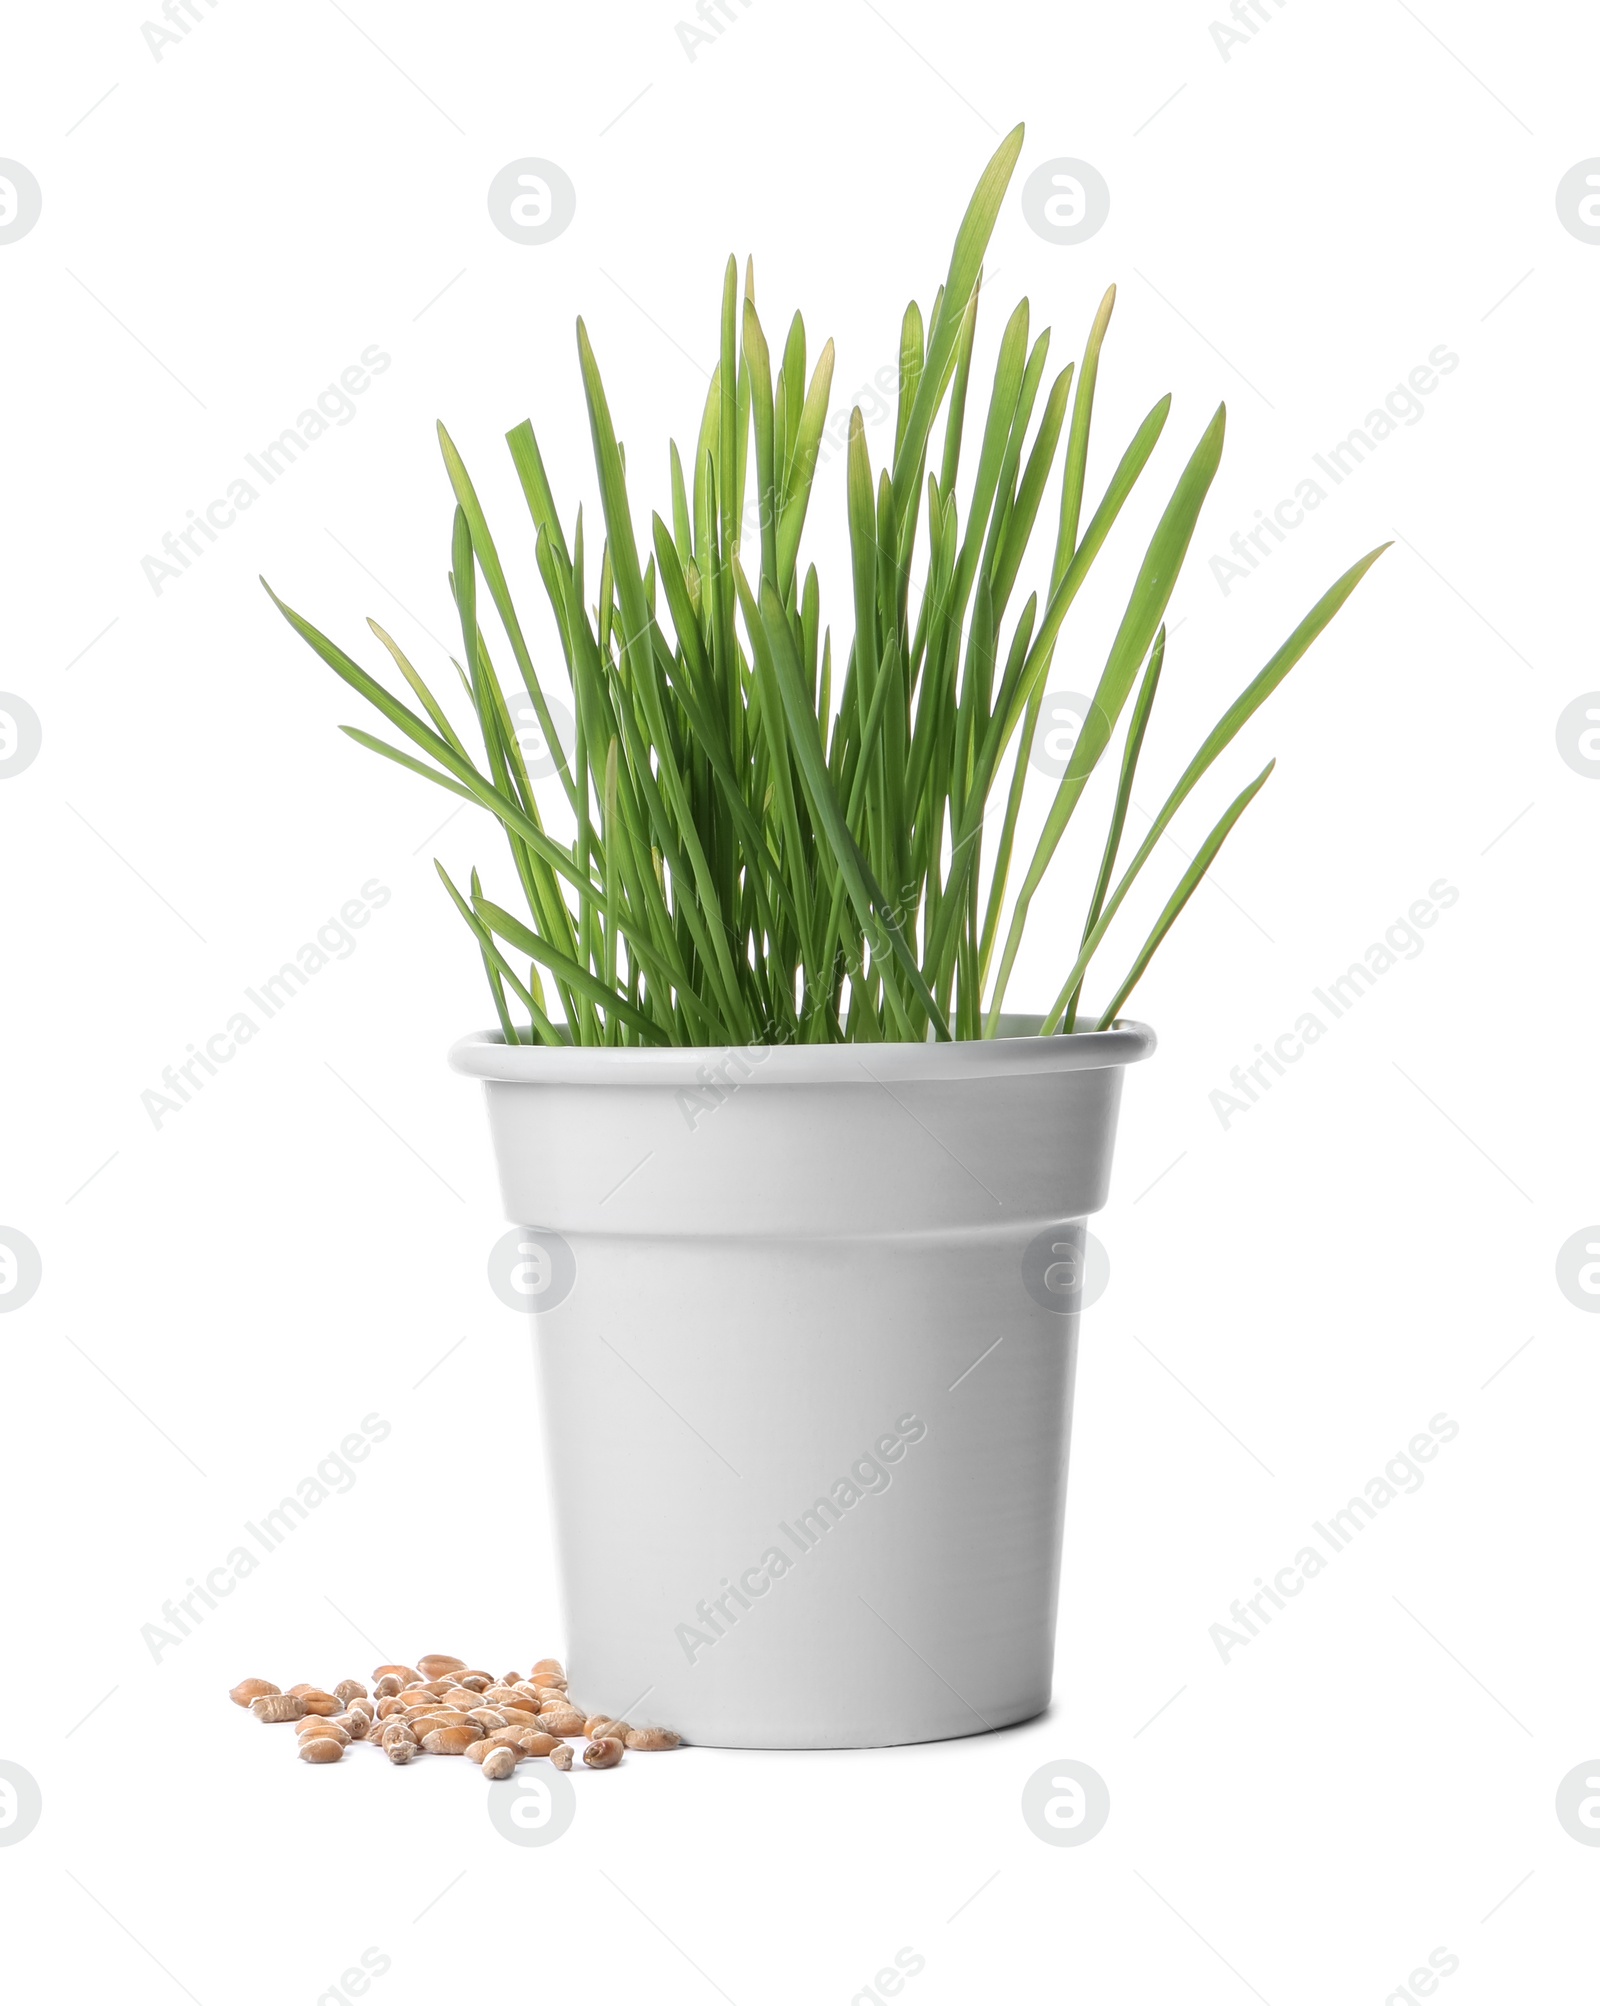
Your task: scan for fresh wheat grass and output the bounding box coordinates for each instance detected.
[266,125,1385,1047]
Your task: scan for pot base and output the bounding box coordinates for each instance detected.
[641,1694,1051,1754]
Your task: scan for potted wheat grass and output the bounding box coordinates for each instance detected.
[266,125,1383,1748]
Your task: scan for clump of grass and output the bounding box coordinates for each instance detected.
[265,124,1384,1047]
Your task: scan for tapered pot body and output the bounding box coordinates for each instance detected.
[451,1023,1153,1749]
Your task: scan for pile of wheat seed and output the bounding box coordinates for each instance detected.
[230,1654,679,1776]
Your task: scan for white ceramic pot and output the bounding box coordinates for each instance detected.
[450,1020,1154,1749]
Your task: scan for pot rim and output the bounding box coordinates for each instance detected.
[448,1015,1156,1086]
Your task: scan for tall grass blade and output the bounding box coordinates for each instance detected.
[1092,761,1275,1029]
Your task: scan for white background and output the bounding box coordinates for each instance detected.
[2,0,1596,1999]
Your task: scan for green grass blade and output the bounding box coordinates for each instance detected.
[981,402,1226,1029]
[439,421,577,811]
[437,862,562,1044]
[602,736,621,1033]
[719,258,739,570]
[976,326,1052,617]
[928,387,1173,996]
[1058,285,1116,560]
[740,565,952,1040]
[992,391,1173,755]
[644,556,799,953]
[742,297,779,591]
[1062,624,1164,1031]
[937,273,982,498]
[339,726,479,802]
[971,294,1126,969]
[947,298,1029,621]
[669,440,692,562]
[777,310,806,500]
[1091,761,1275,1029]
[264,580,611,913]
[894,299,924,465]
[505,419,573,573]
[470,866,519,1045]
[475,895,673,1045]
[1039,540,1391,1033]
[890,123,1025,525]
[366,620,469,759]
[775,338,835,601]
[991,361,1072,615]
[576,316,748,1028]
[574,320,653,669]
